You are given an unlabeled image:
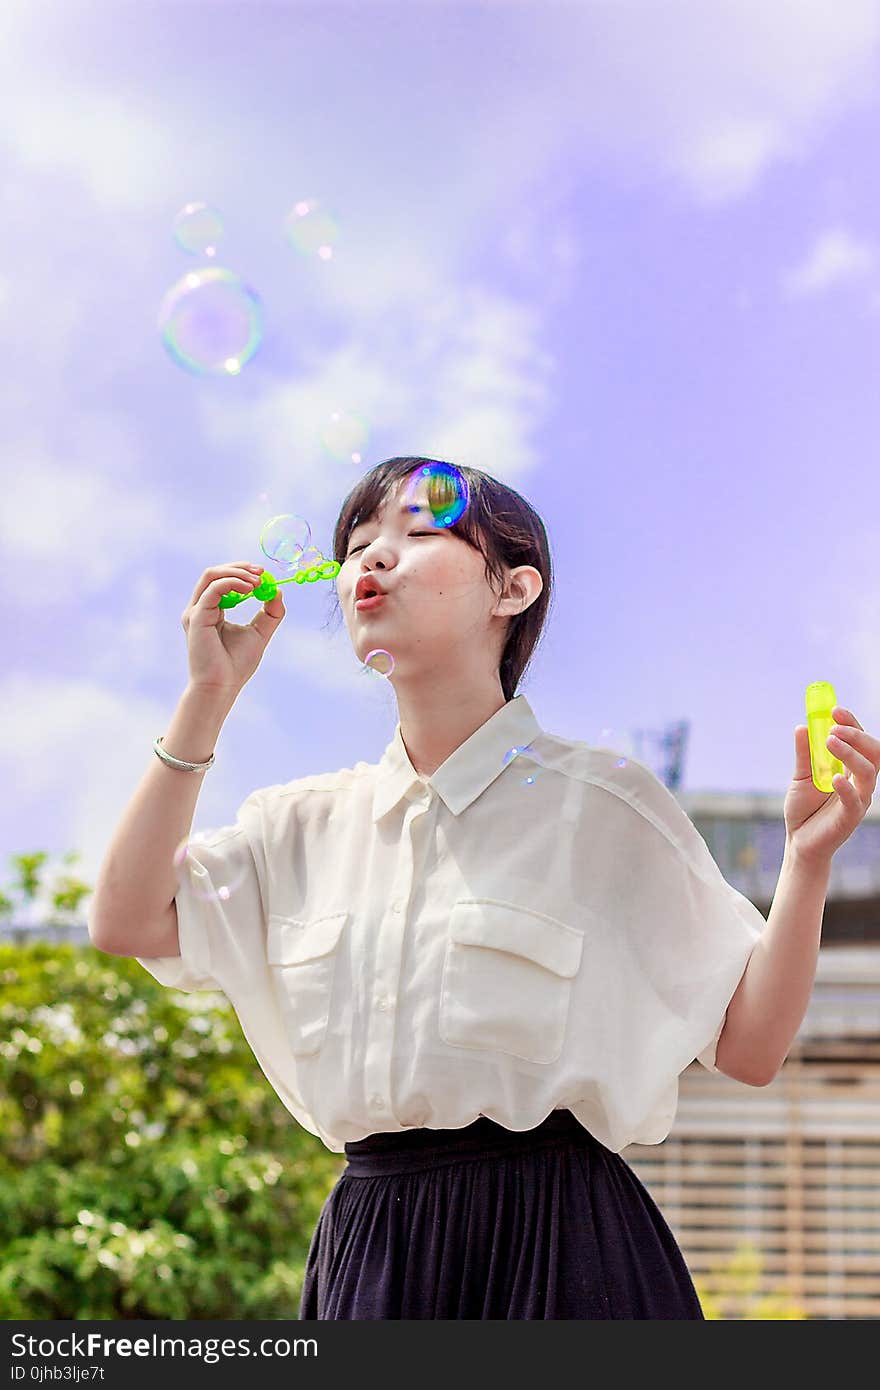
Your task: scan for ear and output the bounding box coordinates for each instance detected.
[504,565,543,614]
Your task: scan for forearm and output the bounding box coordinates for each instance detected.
[714,843,832,1085]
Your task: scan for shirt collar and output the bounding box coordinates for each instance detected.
[372,694,543,822]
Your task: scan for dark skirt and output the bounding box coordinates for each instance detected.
[298,1109,704,1319]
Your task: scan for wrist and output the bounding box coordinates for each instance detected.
[182,682,239,718]
[784,836,833,879]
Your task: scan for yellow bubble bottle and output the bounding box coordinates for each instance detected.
[805,681,844,794]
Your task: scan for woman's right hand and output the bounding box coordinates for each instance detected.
[182,561,286,698]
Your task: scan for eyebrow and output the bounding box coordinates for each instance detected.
[349,502,427,537]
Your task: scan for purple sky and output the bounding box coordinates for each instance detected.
[2,0,879,916]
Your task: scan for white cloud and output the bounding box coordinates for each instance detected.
[512,0,880,204]
[0,645,390,922]
[781,227,877,298]
[2,0,877,231]
[197,279,556,559]
[674,116,799,204]
[0,86,174,209]
[0,412,166,600]
[0,676,238,914]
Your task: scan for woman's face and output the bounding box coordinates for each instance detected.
[338,475,506,676]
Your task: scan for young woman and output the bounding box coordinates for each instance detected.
[89,455,879,1319]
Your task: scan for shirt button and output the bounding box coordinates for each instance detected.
[376,994,394,1011]
[391,900,404,913]
[370,1094,384,1109]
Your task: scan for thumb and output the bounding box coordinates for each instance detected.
[251,592,284,640]
[794,724,814,779]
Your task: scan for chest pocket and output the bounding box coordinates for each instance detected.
[267,912,347,1057]
[438,897,585,1065]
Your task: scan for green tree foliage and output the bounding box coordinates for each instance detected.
[0,850,92,934]
[0,943,343,1319]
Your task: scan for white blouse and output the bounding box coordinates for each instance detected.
[136,695,766,1155]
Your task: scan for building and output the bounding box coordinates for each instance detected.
[623,788,880,1319]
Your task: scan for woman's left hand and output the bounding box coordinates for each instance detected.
[784,706,879,866]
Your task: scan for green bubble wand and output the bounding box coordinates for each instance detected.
[218,557,340,608]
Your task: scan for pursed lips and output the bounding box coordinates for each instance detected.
[355,577,387,602]
[354,585,387,609]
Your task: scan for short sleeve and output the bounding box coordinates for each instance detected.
[659,842,766,1076]
[135,789,267,994]
[610,760,767,1079]
[689,876,766,1072]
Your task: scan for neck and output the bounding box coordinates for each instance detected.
[393,667,509,779]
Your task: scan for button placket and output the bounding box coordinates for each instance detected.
[363,800,424,1118]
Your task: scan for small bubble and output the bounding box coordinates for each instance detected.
[320,410,370,463]
[283,198,340,257]
[502,742,545,786]
[594,726,636,770]
[364,648,394,677]
[172,836,250,906]
[172,201,225,257]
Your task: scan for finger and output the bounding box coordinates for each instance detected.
[832,770,858,802]
[202,575,257,610]
[827,731,872,776]
[832,706,864,731]
[249,592,285,638]
[794,725,815,779]
[831,767,869,817]
[828,734,876,808]
[829,721,880,769]
[190,564,263,608]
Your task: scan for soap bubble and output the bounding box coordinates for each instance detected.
[502,742,546,787]
[364,649,394,676]
[173,201,225,257]
[259,514,311,567]
[594,727,637,770]
[404,461,469,529]
[158,267,263,376]
[320,410,370,464]
[283,199,340,259]
[173,836,249,905]
[295,544,325,571]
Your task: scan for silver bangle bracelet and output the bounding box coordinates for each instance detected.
[153,734,215,773]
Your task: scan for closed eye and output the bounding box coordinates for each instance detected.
[347,531,436,556]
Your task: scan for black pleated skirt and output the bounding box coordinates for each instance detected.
[297,1109,704,1319]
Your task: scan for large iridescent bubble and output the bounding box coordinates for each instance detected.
[158,267,263,376]
[404,461,470,529]
[259,514,311,567]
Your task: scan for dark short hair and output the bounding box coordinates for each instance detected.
[324,456,554,701]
